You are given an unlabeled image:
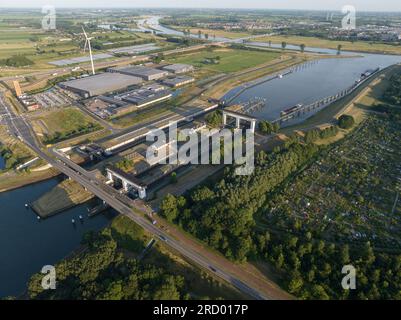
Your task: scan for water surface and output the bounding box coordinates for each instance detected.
[0,178,114,298]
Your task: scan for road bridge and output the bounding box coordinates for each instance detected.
[1,85,291,301]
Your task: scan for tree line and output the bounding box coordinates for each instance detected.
[159,132,401,299]
[27,229,188,300]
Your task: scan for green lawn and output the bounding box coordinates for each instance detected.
[31,107,102,143]
[42,108,94,132]
[166,48,280,73]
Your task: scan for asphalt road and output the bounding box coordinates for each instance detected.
[1,93,276,299]
[0,32,294,298]
[49,148,267,300]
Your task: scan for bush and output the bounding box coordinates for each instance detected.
[205,110,222,127]
[338,115,355,129]
[258,120,279,135]
[0,55,34,67]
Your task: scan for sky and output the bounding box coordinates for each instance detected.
[0,0,400,12]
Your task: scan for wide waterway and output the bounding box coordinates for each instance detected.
[1,18,401,298]
[224,46,401,124]
[140,16,401,124]
[0,178,115,298]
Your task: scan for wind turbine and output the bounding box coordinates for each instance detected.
[82,26,95,75]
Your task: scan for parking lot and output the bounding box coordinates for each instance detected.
[32,88,80,109]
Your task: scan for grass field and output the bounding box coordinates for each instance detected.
[31,179,93,217]
[172,26,251,39]
[205,54,307,99]
[0,124,59,192]
[0,125,35,170]
[0,167,59,193]
[0,34,82,75]
[30,107,102,143]
[0,25,163,75]
[111,105,174,128]
[166,48,281,73]
[254,35,401,55]
[0,27,78,63]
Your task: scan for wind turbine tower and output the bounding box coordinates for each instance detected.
[82,26,95,75]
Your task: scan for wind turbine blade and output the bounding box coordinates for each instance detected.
[82,26,88,39]
[87,40,95,75]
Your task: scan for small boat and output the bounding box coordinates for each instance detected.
[37,216,41,220]
[71,219,75,224]
[278,74,283,79]
[25,203,29,208]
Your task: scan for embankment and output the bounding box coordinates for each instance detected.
[31,179,93,218]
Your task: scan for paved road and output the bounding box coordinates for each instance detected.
[0,93,290,300]
[48,148,267,300]
[0,93,36,146]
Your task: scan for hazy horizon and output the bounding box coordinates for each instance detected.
[0,1,400,12]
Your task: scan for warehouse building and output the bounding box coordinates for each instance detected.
[90,84,172,118]
[108,66,168,81]
[162,75,195,88]
[113,84,172,107]
[108,43,160,55]
[161,63,194,74]
[59,73,143,98]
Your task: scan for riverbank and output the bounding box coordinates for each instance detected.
[0,167,59,193]
[31,179,94,218]
[205,54,309,100]
[282,63,400,133]
[251,35,401,56]
[0,178,113,298]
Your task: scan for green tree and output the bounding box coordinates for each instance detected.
[258,120,273,134]
[287,274,303,294]
[311,285,330,300]
[159,194,180,222]
[338,114,355,129]
[340,244,350,265]
[361,241,375,265]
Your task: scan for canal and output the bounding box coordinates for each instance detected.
[0,178,115,298]
[1,17,400,298]
[224,47,401,124]
[142,16,401,125]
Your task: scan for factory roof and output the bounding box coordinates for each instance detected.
[162,75,195,86]
[60,73,142,96]
[109,66,168,78]
[161,63,194,73]
[108,43,160,55]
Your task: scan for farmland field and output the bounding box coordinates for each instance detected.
[166,48,281,73]
[172,26,251,39]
